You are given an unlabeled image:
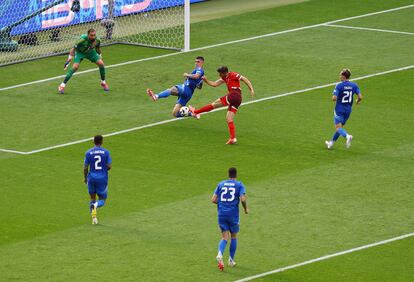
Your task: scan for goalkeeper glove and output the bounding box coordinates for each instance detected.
[64,55,73,70]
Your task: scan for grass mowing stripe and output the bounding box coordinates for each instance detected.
[0,3,413,92]
[1,64,412,155]
[235,232,414,282]
[325,24,414,35]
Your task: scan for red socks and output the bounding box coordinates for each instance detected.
[195,104,214,114]
[227,121,236,139]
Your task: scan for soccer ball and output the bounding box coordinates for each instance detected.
[179,106,190,117]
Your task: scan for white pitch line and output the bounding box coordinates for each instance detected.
[0,64,411,155]
[0,148,27,155]
[0,3,413,92]
[325,24,414,36]
[235,231,414,282]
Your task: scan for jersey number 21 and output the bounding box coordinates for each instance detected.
[342,91,353,103]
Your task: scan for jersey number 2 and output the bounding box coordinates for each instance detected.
[221,187,236,202]
[94,155,102,170]
[342,91,353,103]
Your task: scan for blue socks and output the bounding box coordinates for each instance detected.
[98,199,105,208]
[332,132,340,141]
[230,239,237,260]
[157,89,171,99]
[337,127,348,137]
[218,239,227,255]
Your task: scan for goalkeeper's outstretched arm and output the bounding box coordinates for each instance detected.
[64,47,75,70]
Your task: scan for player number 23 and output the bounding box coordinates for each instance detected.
[221,187,236,202]
[94,155,102,170]
[342,90,353,103]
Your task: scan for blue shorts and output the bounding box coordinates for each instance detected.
[87,180,108,199]
[334,110,351,125]
[218,215,240,233]
[175,84,194,106]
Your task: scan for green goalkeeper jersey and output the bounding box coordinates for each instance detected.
[74,34,101,54]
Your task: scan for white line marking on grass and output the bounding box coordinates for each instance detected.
[0,4,413,92]
[325,24,414,36]
[235,231,414,282]
[1,64,411,155]
[0,148,27,155]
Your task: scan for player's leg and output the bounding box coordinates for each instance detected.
[94,56,109,92]
[96,182,108,208]
[88,181,99,224]
[326,112,351,149]
[217,217,230,270]
[226,110,237,145]
[229,233,238,267]
[228,217,240,266]
[225,92,241,144]
[172,103,183,117]
[189,97,225,119]
[147,86,179,101]
[59,60,81,94]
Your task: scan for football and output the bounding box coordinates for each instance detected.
[179,106,190,117]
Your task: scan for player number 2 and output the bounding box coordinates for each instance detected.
[342,91,353,103]
[94,155,102,170]
[221,187,236,202]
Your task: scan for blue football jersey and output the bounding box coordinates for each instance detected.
[84,146,112,182]
[214,180,246,217]
[333,81,360,113]
[185,67,204,91]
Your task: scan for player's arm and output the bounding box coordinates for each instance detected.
[64,47,75,70]
[240,195,248,214]
[107,153,112,171]
[83,154,90,184]
[184,73,201,80]
[96,45,102,55]
[332,85,339,102]
[211,194,218,204]
[203,76,225,87]
[240,76,255,97]
[83,165,88,184]
[356,93,362,104]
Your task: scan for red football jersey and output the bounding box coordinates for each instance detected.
[223,72,242,93]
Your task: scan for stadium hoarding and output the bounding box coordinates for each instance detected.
[0,0,205,36]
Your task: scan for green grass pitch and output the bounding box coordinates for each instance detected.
[0,0,413,281]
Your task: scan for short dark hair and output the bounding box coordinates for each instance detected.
[87,28,96,34]
[341,68,351,79]
[228,167,237,178]
[196,56,204,61]
[94,135,103,145]
[217,66,229,74]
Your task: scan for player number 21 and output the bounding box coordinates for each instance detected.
[94,155,102,170]
[342,90,353,103]
[221,187,236,202]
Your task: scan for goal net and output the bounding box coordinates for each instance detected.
[0,0,193,66]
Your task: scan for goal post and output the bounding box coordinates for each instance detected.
[0,0,197,66]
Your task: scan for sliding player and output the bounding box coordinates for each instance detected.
[58,28,109,94]
[325,68,362,149]
[212,167,248,271]
[84,135,112,224]
[190,66,254,145]
[146,56,205,117]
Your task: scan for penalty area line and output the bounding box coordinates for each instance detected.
[0,4,413,92]
[234,231,414,282]
[0,64,411,155]
[324,24,414,36]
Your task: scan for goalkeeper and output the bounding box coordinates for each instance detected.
[58,28,109,94]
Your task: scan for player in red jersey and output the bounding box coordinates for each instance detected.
[189,66,254,145]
